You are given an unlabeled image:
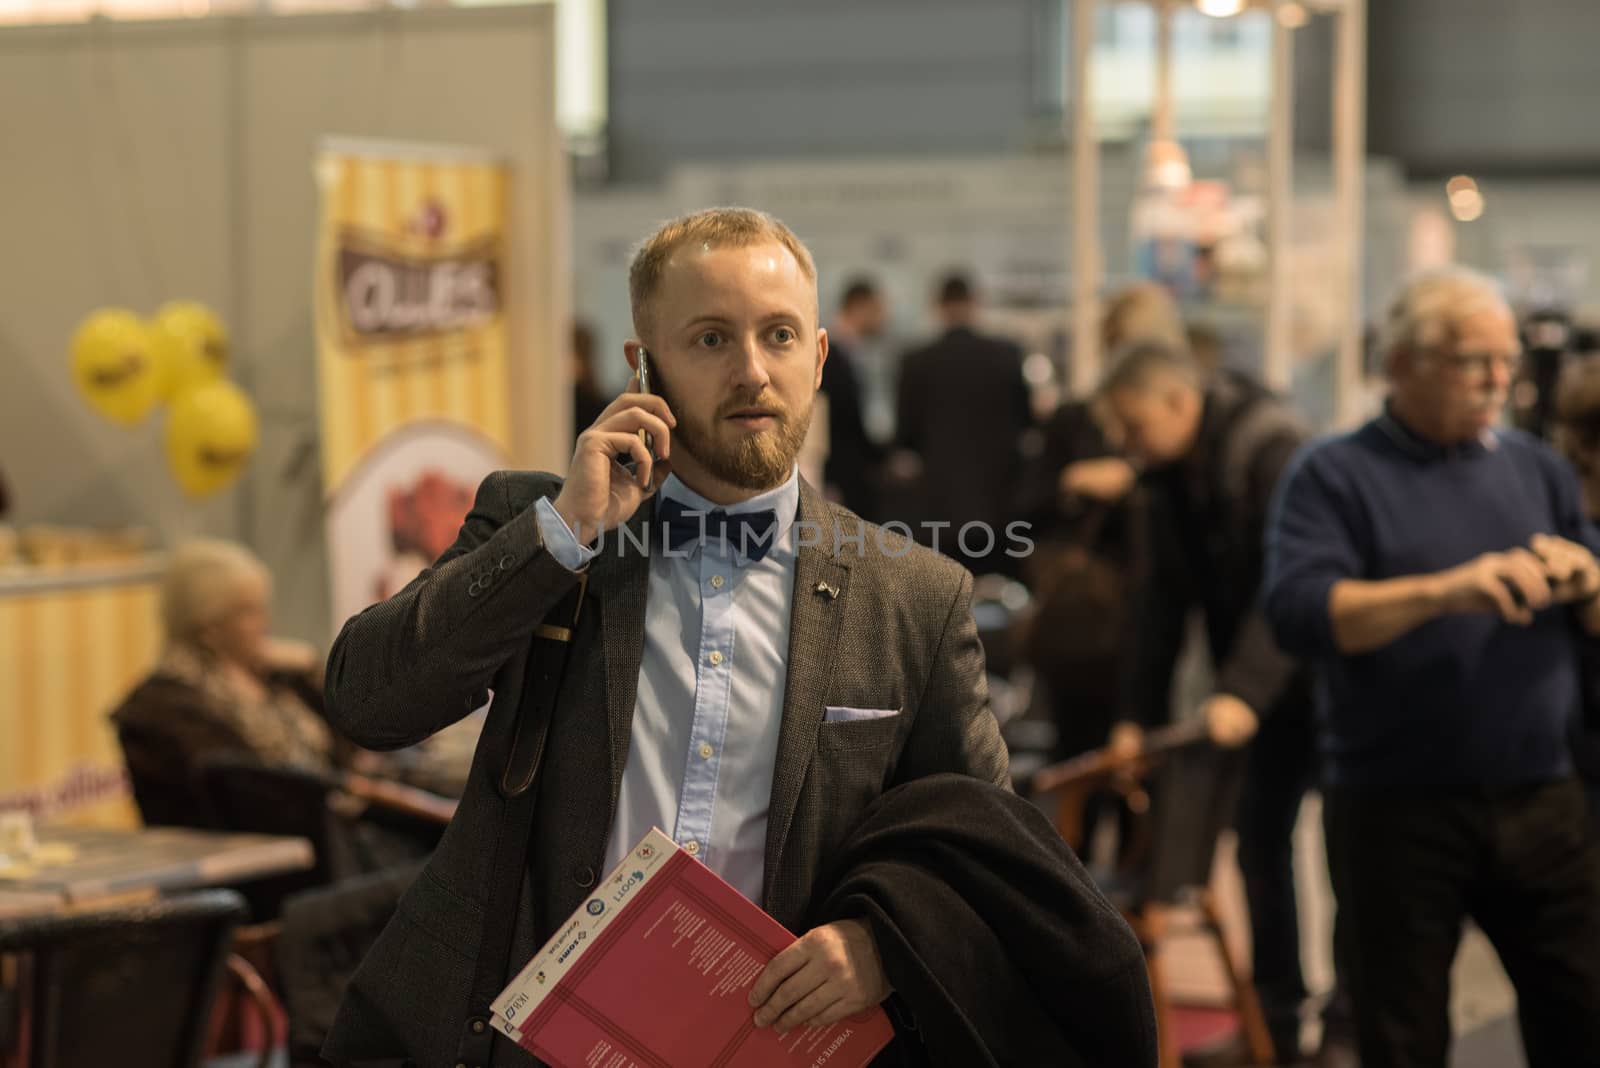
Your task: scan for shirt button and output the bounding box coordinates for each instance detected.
[708,650,723,666]
[710,574,725,589]
[699,742,714,760]
[683,840,700,856]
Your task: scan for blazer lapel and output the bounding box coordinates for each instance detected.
[588,498,655,809]
[763,480,851,915]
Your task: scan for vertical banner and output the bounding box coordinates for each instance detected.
[315,142,514,631]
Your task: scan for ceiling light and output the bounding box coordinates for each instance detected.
[1198,0,1247,17]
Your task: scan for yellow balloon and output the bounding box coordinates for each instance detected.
[69,308,163,426]
[149,301,229,400]
[164,380,259,497]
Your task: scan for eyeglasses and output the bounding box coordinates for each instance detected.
[1433,351,1523,379]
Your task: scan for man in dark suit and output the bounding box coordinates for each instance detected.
[819,277,889,520]
[319,209,1017,1066]
[894,272,1033,576]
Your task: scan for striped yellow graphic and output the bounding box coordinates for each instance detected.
[0,576,161,828]
[314,150,513,494]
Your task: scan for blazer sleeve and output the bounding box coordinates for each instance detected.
[323,471,584,750]
[894,568,1011,790]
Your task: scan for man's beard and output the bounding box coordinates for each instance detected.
[655,369,813,491]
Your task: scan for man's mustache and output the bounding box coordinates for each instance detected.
[716,393,789,420]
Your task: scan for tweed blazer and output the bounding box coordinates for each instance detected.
[320,470,1009,1067]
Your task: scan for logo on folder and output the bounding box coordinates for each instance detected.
[586,899,605,917]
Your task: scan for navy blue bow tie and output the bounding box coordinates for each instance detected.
[658,496,778,563]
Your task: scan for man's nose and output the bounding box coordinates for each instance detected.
[730,337,772,390]
[1487,358,1513,391]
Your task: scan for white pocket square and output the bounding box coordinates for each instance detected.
[824,705,901,723]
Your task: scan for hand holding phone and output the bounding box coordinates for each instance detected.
[552,346,674,542]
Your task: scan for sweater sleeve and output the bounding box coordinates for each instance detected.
[1263,442,1366,657]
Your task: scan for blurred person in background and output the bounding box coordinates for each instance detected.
[819,277,890,519]
[572,319,609,442]
[1013,388,1142,762]
[1013,281,1187,762]
[114,539,335,775]
[1187,322,1227,375]
[1549,354,1600,820]
[1265,267,1600,1068]
[114,540,448,878]
[895,270,1033,576]
[1100,341,1339,1067]
[1102,278,1189,355]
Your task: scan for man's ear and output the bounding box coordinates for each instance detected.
[814,328,830,389]
[623,340,644,373]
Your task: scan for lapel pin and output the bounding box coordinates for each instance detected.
[814,581,839,600]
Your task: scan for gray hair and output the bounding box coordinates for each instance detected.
[1377,266,1509,371]
[161,539,270,645]
[1098,338,1202,397]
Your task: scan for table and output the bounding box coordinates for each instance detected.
[0,825,314,920]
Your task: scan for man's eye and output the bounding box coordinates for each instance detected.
[698,331,722,347]
[773,327,797,343]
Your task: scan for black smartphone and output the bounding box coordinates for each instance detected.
[636,346,655,457]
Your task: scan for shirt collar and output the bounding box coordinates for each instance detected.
[659,466,800,555]
[1374,402,1499,462]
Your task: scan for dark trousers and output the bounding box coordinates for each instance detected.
[1324,778,1600,1068]
[1234,699,1324,1055]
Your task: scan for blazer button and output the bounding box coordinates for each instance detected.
[574,865,596,888]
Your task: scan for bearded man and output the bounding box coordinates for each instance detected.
[317,208,1156,1068]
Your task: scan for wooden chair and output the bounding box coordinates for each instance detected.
[1031,723,1277,1068]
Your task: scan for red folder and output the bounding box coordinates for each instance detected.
[492,827,894,1068]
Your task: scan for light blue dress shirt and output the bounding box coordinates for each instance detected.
[533,469,800,904]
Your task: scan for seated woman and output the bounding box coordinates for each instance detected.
[112,543,456,939]
[114,539,336,779]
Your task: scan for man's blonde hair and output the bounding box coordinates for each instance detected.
[1378,266,1509,373]
[161,539,270,646]
[628,207,818,336]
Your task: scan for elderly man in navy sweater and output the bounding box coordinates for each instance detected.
[1264,267,1600,1068]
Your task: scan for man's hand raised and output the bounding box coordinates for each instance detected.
[551,382,675,545]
